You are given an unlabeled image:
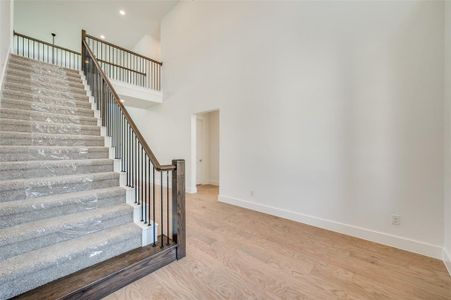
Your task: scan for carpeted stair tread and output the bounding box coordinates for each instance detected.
[0,131,104,146]
[0,204,134,259]
[0,107,98,126]
[0,186,126,228]
[0,118,100,135]
[0,98,94,117]
[0,145,109,161]
[0,158,113,180]
[0,223,141,299]
[0,171,120,202]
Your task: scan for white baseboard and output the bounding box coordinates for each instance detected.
[218,194,443,259]
[443,248,451,276]
[186,185,197,194]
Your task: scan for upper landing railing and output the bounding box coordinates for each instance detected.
[85,34,162,91]
[13,31,162,91]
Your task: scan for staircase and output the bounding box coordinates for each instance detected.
[0,55,142,299]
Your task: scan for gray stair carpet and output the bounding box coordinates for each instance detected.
[0,54,141,300]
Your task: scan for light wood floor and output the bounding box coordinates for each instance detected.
[106,185,451,300]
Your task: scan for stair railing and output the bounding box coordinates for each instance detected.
[84,33,162,90]
[81,30,185,258]
[13,31,81,70]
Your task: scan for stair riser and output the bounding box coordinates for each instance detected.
[2,88,89,103]
[4,80,86,96]
[4,82,87,99]
[0,136,104,147]
[0,122,99,136]
[8,60,80,77]
[0,110,98,126]
[1,101,94,117]
[0,148,109,162]
[6,73,84,89]
[7,66,82,79]
[0,177,120,202]
[6,70,84,87]
[0,192,126,229]
[0,163,113,180]
[0,235,141,300]
[5,75,85,89]
[1,96,91,109]
[0,211,133,260]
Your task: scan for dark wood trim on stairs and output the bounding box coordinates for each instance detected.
[14,236,177,300]
[172,159,186,259]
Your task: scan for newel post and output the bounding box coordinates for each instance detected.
[172,159,186,259]
[81,29,86,72]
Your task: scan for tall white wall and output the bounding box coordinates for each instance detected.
[132,34,161,61]
[0,0,13,92]
[13,0,175,53]
[444,1,451,270]
[208,110,219,185]
[131,1,445,258]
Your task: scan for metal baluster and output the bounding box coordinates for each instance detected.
[167,171,170,245]
[122,114,125,172]
[144,153,147,223]
[148,157,151,225]
[152,166,156,246]
[127,124,131,187]
[132,131,135,198]
[138,142,141,206]
[161,171,164,248]
[134,137,137,203]
[140,145,143,220]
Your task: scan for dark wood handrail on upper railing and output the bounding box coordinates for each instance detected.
[81,30,185,261]
[86,34,162,66]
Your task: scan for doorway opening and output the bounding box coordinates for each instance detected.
[191,110,219,194]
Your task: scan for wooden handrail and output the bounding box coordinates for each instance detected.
[98,59,146,77]
[14,31,80,56]
[82,30,174,171]
[85,34,162,66]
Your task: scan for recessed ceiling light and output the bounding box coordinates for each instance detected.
[100,35,106,39]
[119,10,126,15]
[120,99,125,103]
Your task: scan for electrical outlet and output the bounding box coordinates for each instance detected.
[392,215,401,226]
[250,190,254,197]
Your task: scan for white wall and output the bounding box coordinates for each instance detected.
[0,0,13,92]
[444,1,451,271]
[208,110,219,185]
[132,34,161,61]
[13,0,175,52]
[131,1,445,258]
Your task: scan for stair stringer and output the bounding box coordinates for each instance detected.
[79,71,158,247]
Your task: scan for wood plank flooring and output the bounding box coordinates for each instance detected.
[105,185,451,300]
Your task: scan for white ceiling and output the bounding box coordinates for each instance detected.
[14,0,178,52]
